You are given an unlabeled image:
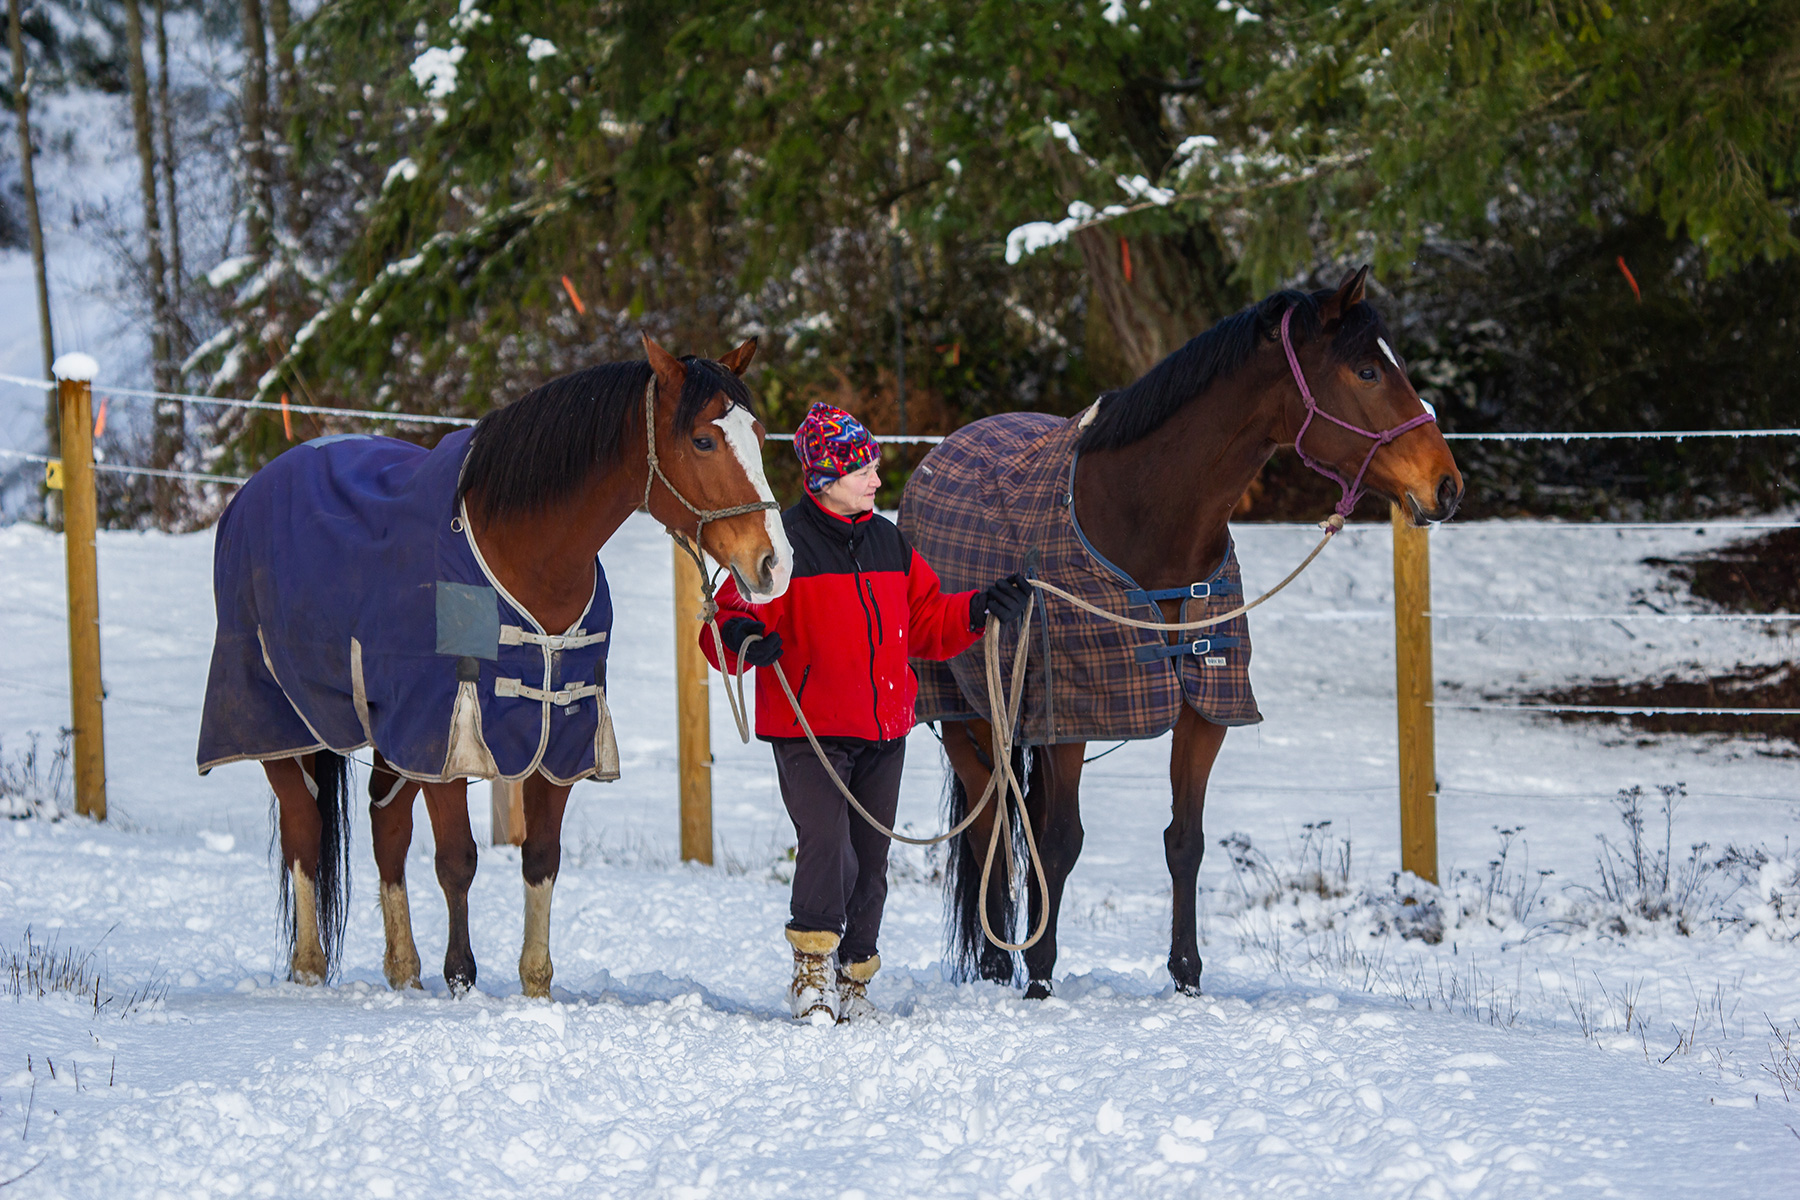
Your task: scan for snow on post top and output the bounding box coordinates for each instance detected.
[52,352,99,382]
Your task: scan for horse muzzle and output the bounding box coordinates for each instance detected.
[734,549,790,603]
[1404,473,1464,525]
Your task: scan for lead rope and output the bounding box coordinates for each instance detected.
[1026,512,1344,632]
[712,599,1053,952]
[694,510,1348,953]
[639,369,778,743]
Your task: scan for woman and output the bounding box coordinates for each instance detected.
[700,402,1029,1024]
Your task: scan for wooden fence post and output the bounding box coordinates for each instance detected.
[673,541,713,864]
[1391,504,1437,883]
[55,358,106,820]
[490,778,525,846]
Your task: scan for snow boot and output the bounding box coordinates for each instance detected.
[785,928,841,1024]
[836,954,881,1025]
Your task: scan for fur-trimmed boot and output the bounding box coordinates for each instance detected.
[785,928,840,1024]
[836,954,881,1025]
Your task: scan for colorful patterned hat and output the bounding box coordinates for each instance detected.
[794,402,880,493]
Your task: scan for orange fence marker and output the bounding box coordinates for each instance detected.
[280,392,293,441]
[1616,256,1641,303]
[561,275,587,315]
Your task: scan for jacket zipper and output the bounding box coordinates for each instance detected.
[850,536,882,737]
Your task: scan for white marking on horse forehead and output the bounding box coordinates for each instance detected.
[714,405,793,600]
[1378,337,1400,369]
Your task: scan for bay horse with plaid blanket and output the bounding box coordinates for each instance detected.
[900,269,1462,998]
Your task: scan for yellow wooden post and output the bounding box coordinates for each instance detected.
[56,359,106,820]
[673,541,713,864]
[1392,504,1437,883]
[490,778,525,846]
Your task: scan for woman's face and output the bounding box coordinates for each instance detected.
[817,461,881,516]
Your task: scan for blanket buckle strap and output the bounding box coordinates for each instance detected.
[495,677,602,706]
[499,625,608,651]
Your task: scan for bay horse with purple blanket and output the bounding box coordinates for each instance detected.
[199,336,791,997]
[900,269,1463,997]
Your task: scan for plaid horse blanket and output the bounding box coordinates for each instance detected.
[197,429,620,784]
[899,412,1260,744]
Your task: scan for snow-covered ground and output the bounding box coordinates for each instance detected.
[2,512,1798,1196]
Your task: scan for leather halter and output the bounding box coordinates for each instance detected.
[1280,307,1437,519]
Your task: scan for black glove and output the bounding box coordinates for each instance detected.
[970,573,1032,628]
[720,616,783,666]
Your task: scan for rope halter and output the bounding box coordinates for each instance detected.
[638,375,780,620]
[1281,306,1438,520]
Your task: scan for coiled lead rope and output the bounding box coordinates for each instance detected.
[691,511,1348,951]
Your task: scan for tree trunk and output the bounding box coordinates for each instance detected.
[124,0,181,523]
[1072,221,1241,383]
[266,0,292,116]
[239,0,272,255]
[265,0,305,238]
[7,0,55,462]
[154,0,183,327]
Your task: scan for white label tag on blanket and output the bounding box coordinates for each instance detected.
[1203,656,1227,667]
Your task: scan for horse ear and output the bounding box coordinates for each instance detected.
[717,337,757,377]
[641,332,684,387]
[1320,264,1370,323]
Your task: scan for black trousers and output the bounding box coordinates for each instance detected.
[771,736,906,964]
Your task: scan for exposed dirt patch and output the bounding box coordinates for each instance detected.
[1527,662,1800,756]
[1643,527,1800,614]
[1520,527,1799,752]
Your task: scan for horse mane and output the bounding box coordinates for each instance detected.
[459,356,752,521]
[1076,286,1394,453]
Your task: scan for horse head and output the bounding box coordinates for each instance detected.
[1279,267,1464,525]
[642,334,793,601]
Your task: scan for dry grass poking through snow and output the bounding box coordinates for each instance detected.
[1208,786,1800,1100]
[0,731,71,821]
[2,929,166,1017]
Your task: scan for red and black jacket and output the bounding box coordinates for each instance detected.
[701,495,981,742]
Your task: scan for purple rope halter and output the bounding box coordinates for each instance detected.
[1280,306,1438,519]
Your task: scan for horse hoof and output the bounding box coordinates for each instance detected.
[384,953,422,992]
[1169,958,1203,996]
[978,952,1013,986]
[445,958,477,997]
[519,957,553,1000]
[290,949,328,986]
[1024,979,1053,1000]
[386,967,422,991]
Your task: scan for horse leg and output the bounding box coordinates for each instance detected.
[420,778,479,994]
[1167,706,1228,995]
[264,755,327,984]
[368,752,424,990]
[1021,743,1087,1000]
[941,718,1019,985]
[517,773,573,999]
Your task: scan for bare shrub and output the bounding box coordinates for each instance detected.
[0,731,72,821]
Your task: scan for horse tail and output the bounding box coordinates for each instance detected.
[311,750,353,975]
[942,741,1029,986]
[271,749,353,979]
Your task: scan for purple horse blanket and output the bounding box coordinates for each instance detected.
[197,429,620,784]
[899,412,1260,744]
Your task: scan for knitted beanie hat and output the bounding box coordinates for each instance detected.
[793,402,880,493]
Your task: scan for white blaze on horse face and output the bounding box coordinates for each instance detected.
[1378,337,1400,369]
[716,405,793,602]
